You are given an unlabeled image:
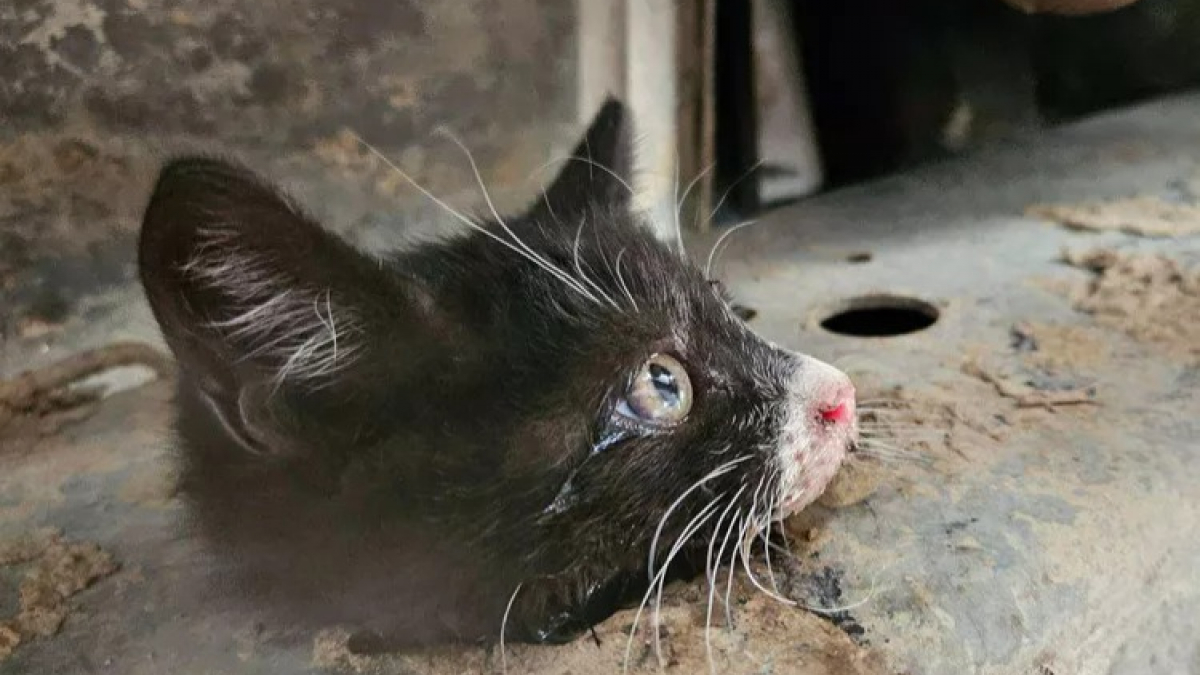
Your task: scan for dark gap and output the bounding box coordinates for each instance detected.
[820,297,939,337]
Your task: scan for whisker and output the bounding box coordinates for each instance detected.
[797,562,892,617]
[745,471,786,598]
[706,501,745,675]
[499,582,523,675]
[675,163,715,256]
[623,499,723,674]
[571,217,621,310]
[705,486,747,584]
[701,159,764,230]
[350,131,603,307]
[857,421,918,429]
[613,248,639,313]
[738,517,795,606]
[671,151,682,254]
[704,219,758,279]
[854,448,933,467]
[859,431,944,442]
[760,475,782,593]
[435,127,608,306]
[721,511,743,642]
[648,456,751,581]
[650,492,725,667]
[858,439,927,455]
[526,154,637,199]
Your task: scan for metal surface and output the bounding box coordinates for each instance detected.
[3,90,1200,673]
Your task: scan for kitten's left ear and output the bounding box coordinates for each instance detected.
[535,97,634,218]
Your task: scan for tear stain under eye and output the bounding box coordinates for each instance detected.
[592,427,634,454]
[541,428,636,517]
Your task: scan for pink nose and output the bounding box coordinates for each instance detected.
[817,383,856,425]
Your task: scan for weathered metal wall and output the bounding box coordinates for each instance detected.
[2,0,577,150]
[1,0,582,343]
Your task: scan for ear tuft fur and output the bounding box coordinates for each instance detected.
[180,225,364,388]
[139,157,373,394]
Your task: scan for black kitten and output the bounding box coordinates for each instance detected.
[138,99,857,648]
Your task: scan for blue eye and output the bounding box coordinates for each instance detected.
[616,353,693,426]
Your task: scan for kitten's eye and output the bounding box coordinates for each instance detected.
[617,354,693,426]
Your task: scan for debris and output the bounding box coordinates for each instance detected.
[0,623,18,660]
[1010,321,1110,371]
[787,566,867,643]
[1010,322,1040,353]
[0,529,58,566]
[1029,197,1200,237]
[0,531,119,663]
[818,460,884,508]
[15,316,62,340]
[1061,248,1200,357]
[962,359,1098,408]
[0,342,173,431]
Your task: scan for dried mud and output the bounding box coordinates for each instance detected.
[1062,248,1200,359]
[310,584,889,675]
[1029,195,1200,237]
[0,529,118,662]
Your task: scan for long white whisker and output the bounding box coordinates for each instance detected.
[623,500,723,674]
[705,497,745,675]
[859,425,943,434]
[672,151,683,255]
[719,510,745,669]
[500,582,523,675]
[855,449,933,467]
[526,155,637,199]
[858,439,927,455]
[705,219,758,279]
[435,127,607,306]
[648,456,751,581]
[799,562,893,616]
[650,492,724,668]
[675,163,715,256]
[614,248,639,312]
[705,485,748,583]
[350,132,602,306]
[856,399,910,407]
[758,470,782,593]
[738,511,795,606]
[702,159,764,230]
[572,218,620,310]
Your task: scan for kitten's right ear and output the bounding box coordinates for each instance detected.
[139,158,416,451]
[534,97,635,218]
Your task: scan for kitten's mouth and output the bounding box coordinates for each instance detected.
[774,429,855,521]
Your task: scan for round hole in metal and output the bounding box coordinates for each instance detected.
[820,294,939,337]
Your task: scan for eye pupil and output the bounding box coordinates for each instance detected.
[649,364,679,403]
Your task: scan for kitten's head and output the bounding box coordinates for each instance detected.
[139,100,856,580]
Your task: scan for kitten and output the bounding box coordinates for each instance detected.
[138,99,857,647]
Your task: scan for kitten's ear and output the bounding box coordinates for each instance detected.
[536,97,634,217]
[139,158,412,452]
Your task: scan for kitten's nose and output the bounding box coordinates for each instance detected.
[816,380,856,426]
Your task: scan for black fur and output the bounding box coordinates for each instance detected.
[139,99,811,648]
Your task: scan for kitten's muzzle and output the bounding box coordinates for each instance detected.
[773,355,857,520]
